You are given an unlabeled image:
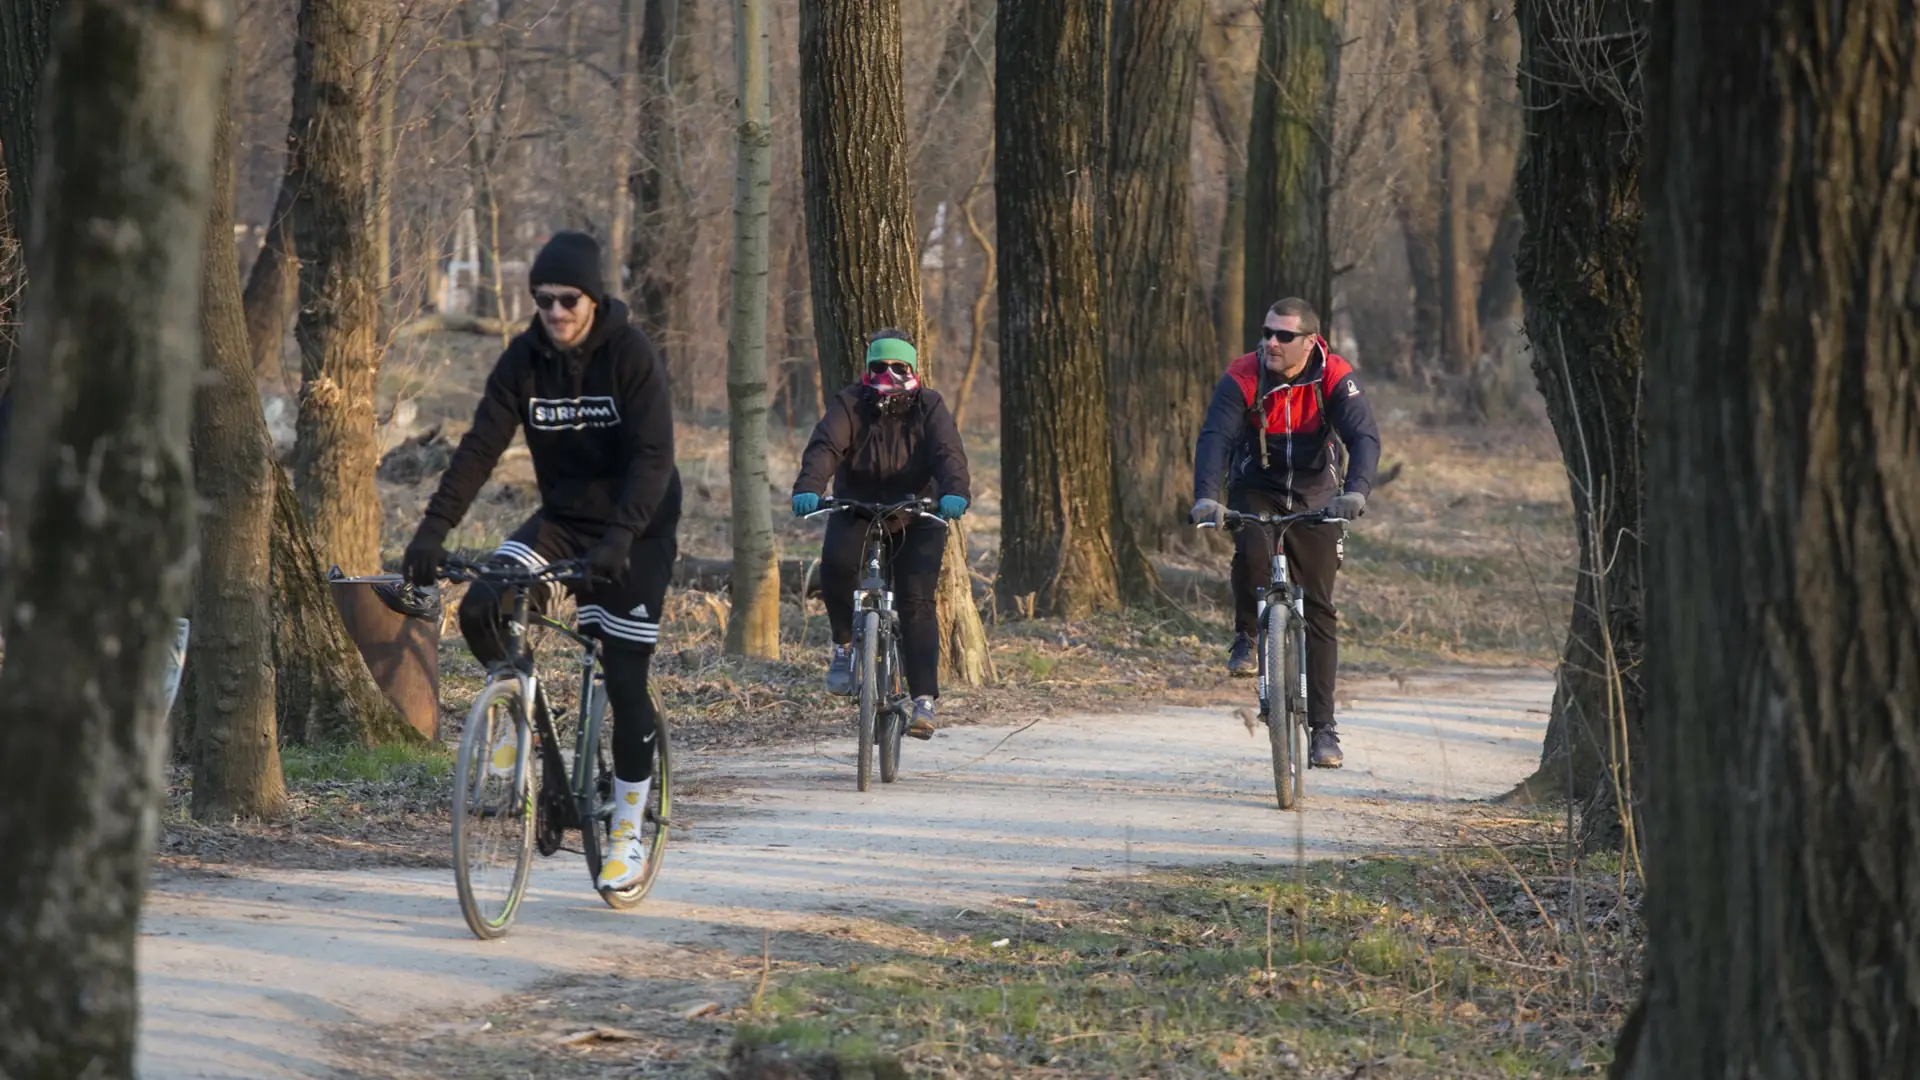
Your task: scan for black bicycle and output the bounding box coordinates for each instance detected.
[436,556,671,939]
[803,496,944,791]
[1199,508,1336,810]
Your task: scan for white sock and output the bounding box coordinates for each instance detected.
[612,777,651,839]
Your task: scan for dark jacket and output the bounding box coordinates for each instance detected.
[793,385,970,509]
[1192,339,1381,509]
[420,298,681,544]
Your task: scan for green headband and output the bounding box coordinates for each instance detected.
[866,338,918,369]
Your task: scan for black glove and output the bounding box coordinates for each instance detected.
[1327,491,1367,521]
[586,528,634,586]
[402,521,449,587]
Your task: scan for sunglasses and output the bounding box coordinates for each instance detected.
[1261,326,1309,344]
[867,360,913,377]
[533,290,585,311]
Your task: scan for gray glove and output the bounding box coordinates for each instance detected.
[1327,491,1367,520]
[1190,498,1227,527]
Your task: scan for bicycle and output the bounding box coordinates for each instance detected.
[801,496,944,791]
[1198,507,1340,811]
[435,555,671,939]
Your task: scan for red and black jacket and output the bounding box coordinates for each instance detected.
[1192,338,1381,509]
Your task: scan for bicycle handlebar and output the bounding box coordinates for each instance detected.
[802,496,945,526]
[437,555,597,587]
[1193,507,1343,530]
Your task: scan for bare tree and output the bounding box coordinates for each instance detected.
[289,0,385,574]
[995,0,1121,618]
[0,0,61,383]
[725,0,779,657]
[1615,0,1920,1072]
[242,168,299,387]
[194,44,289,820]
[629,0,705,408]
[0,0,231,1067]
[1243,0,1340,333]
[1198,1,1259,358]
[1106,0,1214,586]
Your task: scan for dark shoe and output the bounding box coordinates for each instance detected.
[1226,633,1257,677]
[1309,727,1344,769]
[907,697,938,740]
[826,645,855,696]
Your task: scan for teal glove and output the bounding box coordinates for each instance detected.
[938,495,969,520]
[792,492,822,517]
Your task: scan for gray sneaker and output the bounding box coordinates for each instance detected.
[907,697,938,740]
[825,644,855,696]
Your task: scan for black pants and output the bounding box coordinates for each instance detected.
[459,513,675,783]
[820,514,946,699]
[1228,487,1341,732]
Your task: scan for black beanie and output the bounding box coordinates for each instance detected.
[528,231,606,302]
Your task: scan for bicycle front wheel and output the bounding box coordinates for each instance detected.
[453,678,537,939]
[878,632,904,784]
[1265,609,1301,811]
[856,611,879,792]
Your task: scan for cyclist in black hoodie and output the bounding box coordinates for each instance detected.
[403,231,681,893]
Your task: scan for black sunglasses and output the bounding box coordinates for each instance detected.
[533,291,584,311]
[868,360,913,377]
[1261,326,1309,344]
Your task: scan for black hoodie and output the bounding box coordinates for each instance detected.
[419,298,681,547]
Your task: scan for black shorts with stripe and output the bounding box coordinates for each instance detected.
[486,512,674,652]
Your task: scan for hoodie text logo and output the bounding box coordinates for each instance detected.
[528,397,621,431]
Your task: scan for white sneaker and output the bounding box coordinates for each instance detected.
[597,819,650,891]
[487,725,519,778]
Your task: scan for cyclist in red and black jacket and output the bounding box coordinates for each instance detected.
[402,231,681,892]
[1191,297,1381,768]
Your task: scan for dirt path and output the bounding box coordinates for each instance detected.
[136,668,1550,1079]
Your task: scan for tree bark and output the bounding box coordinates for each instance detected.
[1106,0,1211,593]
[0,0,61,384]
[630,0,701,410]
[1198,6,1256,359]
[193,44,289,821]
[994,0,1121,619]
[371,18,398,309]
[289,0,384,575]
[724,0,779,658]
[800,0,993,682]
[1616,0,1920,1073]
[242,169,299,389]
[457,0,505,323]
[1505,0,1646,853]
[607,0,640,292]
[0,0,230,1068]
[1416,0,1485,376]
[1243,0,1340,339]
[952,154,994,432]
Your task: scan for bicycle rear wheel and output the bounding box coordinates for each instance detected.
[580,682,672,910]
[1264,609,1300,811]
[856,611,879,792]
[878,632,904,784]
[453,679,536,939]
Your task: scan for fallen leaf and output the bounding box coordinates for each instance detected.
[555,1026,644,1047]
[679,1001,723,1020]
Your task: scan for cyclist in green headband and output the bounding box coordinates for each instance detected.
[790,328,972,739]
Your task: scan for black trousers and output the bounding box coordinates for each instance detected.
[820,514,946,699]
[459,513,675,783]
[1228,487,1341,732]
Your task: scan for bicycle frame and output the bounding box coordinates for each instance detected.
[1255,530,1309,721]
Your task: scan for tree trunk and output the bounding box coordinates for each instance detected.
[1417,0,1484,376]
[193,45,289,821]
[607,0,640,292]
[270,464,418,745]
[1477,190,1524,328]
[1615,0,1920,1073]
[242,169,299,389]
[1199,8,1255,359]
[371,19,398,309]
[0,0,229,1069]
[800,0,993,682]
[779,205,820,425]
[724,0,779,658]
[1106,0,1211,593]
[952,157,994,432]
[0,0,61,383]
[1242,0,1340,340]
[1504,0,1646,853]
[630,0,701,410]
[289,0,384,575]
[457,0,504,323]
[994,0,1121,619]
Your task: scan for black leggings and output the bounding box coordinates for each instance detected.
[820,514,946,699]
[1229,487,1342,732]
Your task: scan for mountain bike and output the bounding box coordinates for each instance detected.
[802,496,944,792]
[436,556,671,939]
[1200,508,1335,811]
